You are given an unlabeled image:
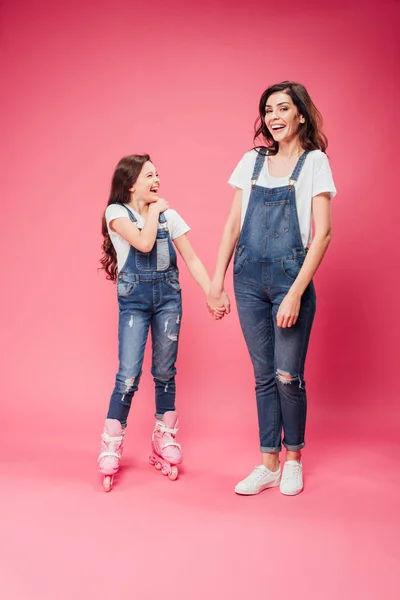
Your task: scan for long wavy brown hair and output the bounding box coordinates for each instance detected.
[100,154,151,281]
[254,81,328,155]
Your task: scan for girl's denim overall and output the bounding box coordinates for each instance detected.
[107,206,182,427]
[234,150,316,452]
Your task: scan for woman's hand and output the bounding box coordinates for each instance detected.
[276,291,301,328]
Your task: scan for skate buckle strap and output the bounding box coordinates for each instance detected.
[98,451,121,461]
[157,423,179,435]
[155,421,181,450]
[102,432,125,443]
[162,441,182,450]
[98,431,124,462]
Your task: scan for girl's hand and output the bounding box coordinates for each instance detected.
[276,291,301,328]
[149,198,169,213]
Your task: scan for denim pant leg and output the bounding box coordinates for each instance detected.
[151,280,182,417]
[235,278,282,453]
[107,307,151,427]
[272,282,316,450]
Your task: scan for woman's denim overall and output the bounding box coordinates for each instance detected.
[234,150,316,452]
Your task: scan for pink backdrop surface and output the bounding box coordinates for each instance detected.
[1,1,399,599]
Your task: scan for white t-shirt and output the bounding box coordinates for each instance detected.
[105,204,190,272]
[228,149,336,247]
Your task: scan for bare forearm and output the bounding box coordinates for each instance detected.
[138,207,160,251]
[211,224,239,292]
[290,233,332,297]
[185,256,212,295]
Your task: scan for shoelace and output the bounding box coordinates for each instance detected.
[282,463,301,481]
[250,466,269,481]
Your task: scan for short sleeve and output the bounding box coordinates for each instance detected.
[228,152,253,189]
[105,204,131,230]
[312,153,337,199]
[166,209,190,239]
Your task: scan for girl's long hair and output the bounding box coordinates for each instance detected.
[254,81,328,154]
[100,154,151,281]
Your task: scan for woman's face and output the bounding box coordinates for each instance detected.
[130,161,160,202]
[264,92,305,143]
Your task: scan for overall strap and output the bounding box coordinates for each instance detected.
[288,151,309,188]
[118,203,138,223]
[251,147,268,190]
[158,210,169,233]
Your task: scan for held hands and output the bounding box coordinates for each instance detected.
[276,290,301,328]
[205,287,302,326]
[206,288,231,321]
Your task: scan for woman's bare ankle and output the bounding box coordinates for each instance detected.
[286,450,302,463]
[262,453,280,472]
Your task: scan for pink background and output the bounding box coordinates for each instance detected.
[1,1,399,599]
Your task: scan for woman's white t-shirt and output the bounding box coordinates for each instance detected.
[228,149,336,247]
[105,204,190,272]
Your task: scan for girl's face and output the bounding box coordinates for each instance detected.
[130,161,160,202]
[264,92,305,144]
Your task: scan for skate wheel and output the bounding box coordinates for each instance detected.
[149,455,156,466]
[155,462,162,470]
[103,475,113,492]
[161,466,169,476]
[168,467,178,481]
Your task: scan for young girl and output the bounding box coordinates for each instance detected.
[98,154,217,491]
[207,81,336,496]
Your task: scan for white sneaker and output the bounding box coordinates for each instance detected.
[235,465,281,495]
[280,460,303,496]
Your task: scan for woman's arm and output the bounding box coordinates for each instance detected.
[207,188,243,313]
[276,192,332,328]
[110,198,169,253]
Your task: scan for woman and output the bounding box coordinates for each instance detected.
[207,81,336,496]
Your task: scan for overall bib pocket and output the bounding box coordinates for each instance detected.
[156,237,170,271]
[266,200,290,238]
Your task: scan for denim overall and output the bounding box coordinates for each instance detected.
[233,149,316,452]
[107,206,182,427]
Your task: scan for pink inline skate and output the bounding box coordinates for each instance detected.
[149,411,182,481]
[98,419,125,492]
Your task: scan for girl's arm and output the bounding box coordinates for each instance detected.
[277,192,332,328]
[207,188,243,313]
[173,234,212,295]
[110,198,169,252]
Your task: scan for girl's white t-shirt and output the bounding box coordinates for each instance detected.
[105,204,190,272]
[228,149,336,247]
